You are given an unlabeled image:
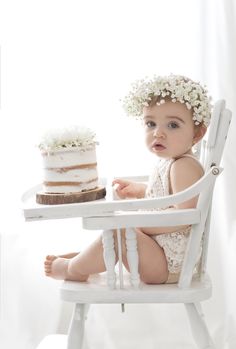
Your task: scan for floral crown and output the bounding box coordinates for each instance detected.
[122,74,212,127]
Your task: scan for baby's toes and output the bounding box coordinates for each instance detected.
[46,255,58,262]
[44,255,57,274]
[44,264,52,273]
[44,255,57,266]
[44,262,51,270]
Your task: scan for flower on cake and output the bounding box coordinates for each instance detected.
[39,126,97,152]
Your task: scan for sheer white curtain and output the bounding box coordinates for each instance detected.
[200,0,236,347]
[0,0,235,348]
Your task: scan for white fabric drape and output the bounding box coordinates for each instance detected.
[200,0,236,347]
[0,0,236,348]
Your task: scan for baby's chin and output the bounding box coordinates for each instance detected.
[149,148,169,158]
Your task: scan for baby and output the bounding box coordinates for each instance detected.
[44,74,211,284]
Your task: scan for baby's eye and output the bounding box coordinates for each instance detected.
[168,121,179,129]
[145,120,156,128]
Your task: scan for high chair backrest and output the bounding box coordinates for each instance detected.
[201,100,231,170]
[178,99,232,288]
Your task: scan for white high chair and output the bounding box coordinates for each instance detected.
[22,100,231,349]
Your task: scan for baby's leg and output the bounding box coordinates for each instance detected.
[121,229,169,284]
[44,255,86,281]
[44,252,79,279]
[44,229,168,284]
[44,235,116,281]
[58,252,79,259]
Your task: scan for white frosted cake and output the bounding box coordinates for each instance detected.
[39,127,98,194]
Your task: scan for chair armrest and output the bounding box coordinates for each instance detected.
[22,167,221,222]
[83,208,201,230]
[82,166,222,216]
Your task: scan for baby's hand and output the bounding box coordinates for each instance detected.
[112,179,146,199]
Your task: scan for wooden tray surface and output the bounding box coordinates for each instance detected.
[36,186,106,205]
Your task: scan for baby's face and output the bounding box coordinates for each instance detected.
[143,101,196,159]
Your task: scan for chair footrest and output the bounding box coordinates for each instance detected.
[60,273,212,304]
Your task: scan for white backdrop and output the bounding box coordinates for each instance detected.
[0,0,235,348]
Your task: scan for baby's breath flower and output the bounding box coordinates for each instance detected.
[186,102,191,110]
[38,126,97,152]
[122,74,212,127]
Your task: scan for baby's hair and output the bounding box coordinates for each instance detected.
[148,95,203,128]
[122,74,212,127]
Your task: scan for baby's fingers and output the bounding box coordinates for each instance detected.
[113,184,127,198]
[112,178,130,186]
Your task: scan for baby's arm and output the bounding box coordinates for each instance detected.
[141,157,204,235]
[112,178,147,199]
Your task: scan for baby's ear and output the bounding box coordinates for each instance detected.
[193,125,207,144]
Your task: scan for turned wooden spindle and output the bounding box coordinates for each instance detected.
[125,228,140,288]
[102,229,116,289]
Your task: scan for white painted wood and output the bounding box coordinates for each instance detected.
[60,273,212,304]
[207,100,225,148]
[185,303,215,348]
[199,207,212,278]
[125,228,140,288]
[67,303,89,349]
[83,208,201,230]
[102,230,116,289]
[203,105,231,170]
[116,229,124,289]
[179,172,218,288]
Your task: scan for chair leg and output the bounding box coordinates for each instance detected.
[185,303,215,349]
[67,303,89,349]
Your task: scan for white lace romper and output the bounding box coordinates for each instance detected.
[145,155,202,283]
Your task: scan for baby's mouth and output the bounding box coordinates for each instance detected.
[152,142,166,151]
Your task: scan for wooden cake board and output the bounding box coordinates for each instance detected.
[36,186,106,205]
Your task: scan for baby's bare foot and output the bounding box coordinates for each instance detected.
[44,254,88,281]
[44,255,69,280]
[44,253,78,278]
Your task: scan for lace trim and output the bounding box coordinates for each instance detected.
[154,228,190,274]
[145,159,174,199]
[145,158,201,274]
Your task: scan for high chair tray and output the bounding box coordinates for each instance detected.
[21,181,202,225]
[21,176,148,222]
[21,184,112,221]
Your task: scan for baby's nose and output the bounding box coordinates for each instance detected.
[153,127,165,137]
